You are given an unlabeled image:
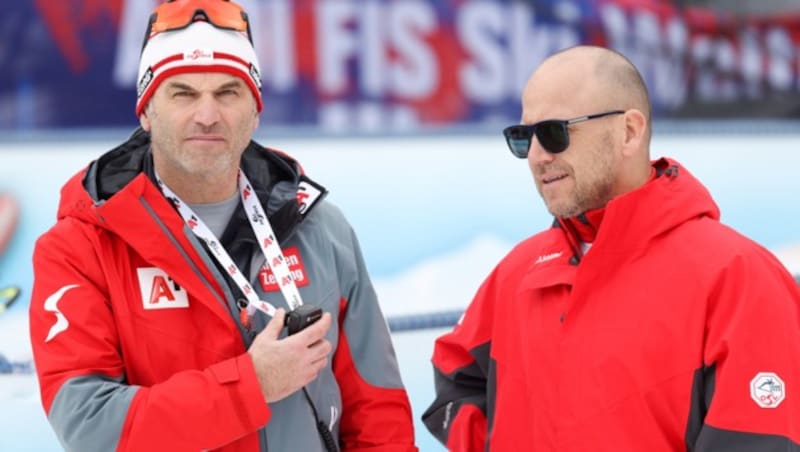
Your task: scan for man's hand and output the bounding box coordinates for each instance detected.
[248,308,333,403]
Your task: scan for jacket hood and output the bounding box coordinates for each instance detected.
[57,127,325,240]
[557,158,721,263]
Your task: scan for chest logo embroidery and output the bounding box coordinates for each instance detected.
[535,251,563,264]
[750,372,785,408]
[137,267,189,310]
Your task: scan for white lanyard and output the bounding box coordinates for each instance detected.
[157,170,304,320]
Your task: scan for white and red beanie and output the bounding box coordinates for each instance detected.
[136,21,262,116]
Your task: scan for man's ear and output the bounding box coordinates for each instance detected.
[139,107,151,132]
[621,108,647,158]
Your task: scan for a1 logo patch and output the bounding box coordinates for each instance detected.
[258,246,309,292]
[137,267,189,310]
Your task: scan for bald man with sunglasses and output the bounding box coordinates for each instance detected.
[423,46,800,451]
[28,1,416,451]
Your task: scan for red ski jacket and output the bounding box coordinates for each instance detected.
[424,158,800,451]
[30,130,417,452]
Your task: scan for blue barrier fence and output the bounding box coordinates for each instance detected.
[387,309,464,333]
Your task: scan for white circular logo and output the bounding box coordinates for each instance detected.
[750,372,785,408]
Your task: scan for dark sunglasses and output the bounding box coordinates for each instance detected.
[502,110,625,158]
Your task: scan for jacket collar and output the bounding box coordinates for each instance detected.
[522,158,721,291]
[56,128,328,323]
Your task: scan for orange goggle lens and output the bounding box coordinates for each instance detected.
[143,0,252,46]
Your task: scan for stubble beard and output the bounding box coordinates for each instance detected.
[544,134,617,218]
[149,116,238,182]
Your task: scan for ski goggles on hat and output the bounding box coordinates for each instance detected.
[502,110,625,158]
[142,0,253,48]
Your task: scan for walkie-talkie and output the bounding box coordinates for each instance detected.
[285,304,336,451]
[285,305,323,335]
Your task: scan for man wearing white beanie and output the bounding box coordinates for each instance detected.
[29,1,418,451]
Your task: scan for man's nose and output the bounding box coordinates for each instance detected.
[527,136,555,166]
[192,95,221,127]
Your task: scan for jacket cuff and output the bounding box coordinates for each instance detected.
[208,353,272,429]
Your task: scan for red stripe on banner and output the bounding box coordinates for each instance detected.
[294,0,319,86]
[409,25,469,123]
[33,0,124,74]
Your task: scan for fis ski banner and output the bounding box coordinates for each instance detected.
[3,0,800,131]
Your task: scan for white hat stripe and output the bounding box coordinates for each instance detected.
[151,53,252,76]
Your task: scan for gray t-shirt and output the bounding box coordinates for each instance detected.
[188,192,240,238]
[190,193,265,280]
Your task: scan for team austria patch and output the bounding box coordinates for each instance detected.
[259,246,309,292]
[750,372,785,408]
[137,267,189,310]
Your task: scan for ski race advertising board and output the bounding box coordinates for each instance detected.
[2,0,800,132]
